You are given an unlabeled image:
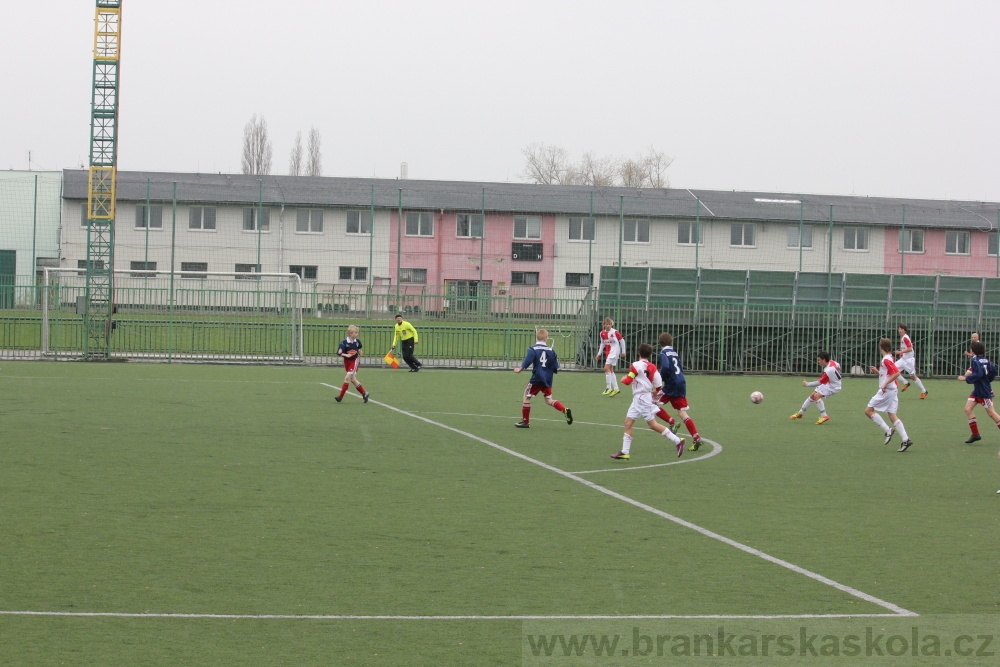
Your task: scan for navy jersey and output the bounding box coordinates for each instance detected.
[965,355,997,399]
[658,346,687,397]
[337,337,363,356]
[521,342,559,387]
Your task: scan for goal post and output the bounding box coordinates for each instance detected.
[42,268,305,362]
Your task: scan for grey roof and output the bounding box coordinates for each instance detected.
[62,169,1000,230]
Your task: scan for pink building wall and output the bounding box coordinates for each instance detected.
[882,228,1000,277]
[388,212,556,288]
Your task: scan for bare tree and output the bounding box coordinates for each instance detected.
[288,131,303,176]
[241,114,273,175]
[522,143,673,189]
[307,127,322,177]
[641,147,673,188]
[617,156,647,188]
[521,142,573,185]
[577,152,618,187]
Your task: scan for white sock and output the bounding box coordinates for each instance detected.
[605,372,614,390]
[621,433,633,454]
[800,397,813,413]
[893,419,910,442]
[661,428,681,445]
[609,373,619,391]
[816,399,826,416]
[870,413,890,433]
[899,376,910,386]
[914,377,926,392]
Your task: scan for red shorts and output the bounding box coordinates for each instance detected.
[658,395,689,410]
[525,383,553,398]
[343,356,359,373]
[969,395,994,409]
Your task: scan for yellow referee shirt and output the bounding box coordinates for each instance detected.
[392,320,419,346]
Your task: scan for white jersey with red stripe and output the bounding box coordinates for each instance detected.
[600,328,626,358]
[878,353,900,390]
[627,359,662,398]
[899,334,914,360]
[819,360,842,392]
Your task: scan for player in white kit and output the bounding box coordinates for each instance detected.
[895,324,927,399]
[611,343,685,460]
[790,352,842,424]
[595,317,626,396]
[866,338,914,452]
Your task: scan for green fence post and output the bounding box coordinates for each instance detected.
[899,204,906,276]
[169,182,177,362]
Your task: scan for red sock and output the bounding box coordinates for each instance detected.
[338,383,349,399]
[684,417,699,439]
[356,383,366,395]
[552,401,566,413]
[656,408,674,424]
[522,406,531,423]
[969,418,979,436]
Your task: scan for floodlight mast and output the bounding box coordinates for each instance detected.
[84,0,122,358]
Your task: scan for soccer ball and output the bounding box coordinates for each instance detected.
[750,391,764,404]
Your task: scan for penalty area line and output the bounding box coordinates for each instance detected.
[322,384,916,618]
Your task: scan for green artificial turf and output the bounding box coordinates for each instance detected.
[0,361,996,665]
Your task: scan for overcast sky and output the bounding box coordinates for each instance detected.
[3,1,998,201]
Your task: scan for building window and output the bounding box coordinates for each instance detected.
[188,207,216,231]
[242,207,270,231]
[844,227,869,251]
[787,225,813,249]
[511,242,543,261]
[77,259,105,276]
[399,268,427,284]
[568,217,595,241]
[989,233,998,257]
[405,211,434,237]
[129,260,156,278]
[623,219,650,243]
[511,271,539,286]
[180,261,208,278]
[136,205,163,229]
[289,265,318,280]
[346,210,373,235]
[899,229,924,253]
[566,272,593,287]
[235,263,261,280]
[339,266,367,281]
[456,213,483,238]
[945,230,970,255]
[514,216,541,239]
[677,222,701,245]
[80,203,88,227]
[296,209,323,233]
[730,223,756,247]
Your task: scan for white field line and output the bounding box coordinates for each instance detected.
[0,611,907,620]
[406,410,725,473]
[326,385,916,618]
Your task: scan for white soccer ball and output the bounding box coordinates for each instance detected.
[750,391,764,404]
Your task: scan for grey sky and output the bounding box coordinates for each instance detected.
[4,1,998,201]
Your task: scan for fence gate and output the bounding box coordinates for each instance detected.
[0,250,14,309]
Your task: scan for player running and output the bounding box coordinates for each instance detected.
[790,351,842,424]
[958,340,1000,444]
[865,338,913,452]
[595,317,626,396]
[895,324,928,399]
[654,332,704,450]
[513,328,573,428]
[611,343,685,461]
[333,324,370,404]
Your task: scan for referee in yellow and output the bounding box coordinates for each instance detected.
[391,314,423,371]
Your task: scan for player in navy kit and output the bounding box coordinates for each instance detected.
[653,332,704,450]
[334,324,370,404]
[958,340,1000,444]
[513,328,572,428]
